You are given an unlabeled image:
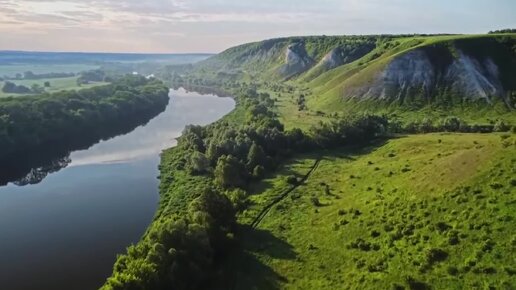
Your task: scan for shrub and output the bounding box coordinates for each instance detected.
[311,197,322,207]
[435,222,451,233]
[405,276,430,290]
[349,238,372,251]
[252,165,265,179]
[286,175,298,185]
[225,189,247,211]
[447,266,459,276]
[481,239,495,252]
[494,120,510,132]
[440,116,462,132]
[489,182,503,190]
[425,248,448,265]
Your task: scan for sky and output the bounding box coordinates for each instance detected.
[0,0,515,53]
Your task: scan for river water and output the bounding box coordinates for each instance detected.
[0,88,235,290]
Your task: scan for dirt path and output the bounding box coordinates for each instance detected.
[250,158,321,228]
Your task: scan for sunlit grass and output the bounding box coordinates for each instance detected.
[223,133,516,289]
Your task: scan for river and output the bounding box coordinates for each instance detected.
[0,88,235,290]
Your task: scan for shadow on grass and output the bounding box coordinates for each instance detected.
[211,225,296,290]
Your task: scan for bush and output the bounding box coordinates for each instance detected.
[494,120,510,132]
[223,189,246,212]
[252,165,265,179]
[440,116,462,132]
[286,175,298,185]
[447,266,459,275]
[425,248,448,265]
[310,197,322,207]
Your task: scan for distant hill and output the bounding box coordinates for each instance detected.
[0,51,213,65]
[193,34,516,111]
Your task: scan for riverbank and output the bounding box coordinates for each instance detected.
[0,88,235,290]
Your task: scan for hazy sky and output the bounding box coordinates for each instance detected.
[1,0,515,53]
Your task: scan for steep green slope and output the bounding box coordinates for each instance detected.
[189,34,516,118]
[196,35,379,80]
[308,34,516,112]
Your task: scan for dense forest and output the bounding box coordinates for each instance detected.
[0,75,170,161]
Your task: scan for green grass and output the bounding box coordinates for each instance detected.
[218,133,516,289]
[0,76,108,97]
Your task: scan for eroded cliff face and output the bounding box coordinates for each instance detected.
[319,48,344,70]
[350,48,508,105]
[277,42,314,79]
[445,52,503,102]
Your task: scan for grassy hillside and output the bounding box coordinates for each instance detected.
[217,133,516,289]
[184,34,516,124]
[195,35,380,80]
[306,34,516,112]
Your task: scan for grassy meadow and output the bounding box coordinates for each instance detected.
[0,77,108,97]
[218,133,516,289]
[0,63,104,97]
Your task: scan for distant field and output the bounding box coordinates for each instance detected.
[0,76,107,97]
[0,64,99,78]
[223,133,516,290]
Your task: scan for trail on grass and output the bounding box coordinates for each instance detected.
[250,158,321,228]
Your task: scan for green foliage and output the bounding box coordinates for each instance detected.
[0,75,169,160]
[103,189,235,290]
[214,155,248,188]
[186,151,210,175]
[246,143,267,170]
[2,81,32,94]
[311,114,388,148]
[77,69,108,84]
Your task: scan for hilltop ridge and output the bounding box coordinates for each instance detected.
[187,34,516,112]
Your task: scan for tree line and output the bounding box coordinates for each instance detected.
[0,75,169,161]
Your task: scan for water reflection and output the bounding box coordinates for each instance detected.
[0,97,168,186]
[0,88,235,290]
[13,156,71,186]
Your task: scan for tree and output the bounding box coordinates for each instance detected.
[2,81,16,93]
[2,81,31,94]
[214,155,247,188]
[23,71,35,79]
[31,84,45,94]
[187,151,210,174]
[494,120,510,132]
[246,142,267,169]
[440,116,461,132]
[44,81,51,87]
[252,165,265,179]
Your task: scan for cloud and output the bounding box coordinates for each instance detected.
[0,0,515,52]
